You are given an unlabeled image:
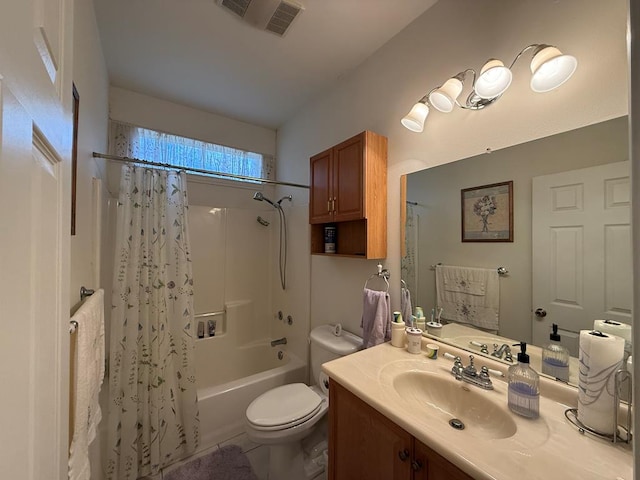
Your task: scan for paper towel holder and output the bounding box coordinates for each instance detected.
[564,368,633,444]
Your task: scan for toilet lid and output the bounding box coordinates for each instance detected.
[246,383,322,428]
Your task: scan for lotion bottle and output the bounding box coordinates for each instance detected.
[542,323,570,382]
[507,342,540,419]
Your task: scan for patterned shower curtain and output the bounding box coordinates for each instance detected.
[106,165,199,479]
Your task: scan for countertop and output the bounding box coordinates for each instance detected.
[322,339,632,480]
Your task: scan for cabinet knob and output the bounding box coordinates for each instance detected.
[398,449,410,462]
[411,460,423,472]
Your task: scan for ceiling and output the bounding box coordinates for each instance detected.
[92,0,439,129]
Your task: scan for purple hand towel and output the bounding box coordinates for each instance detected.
[361,288,392,348]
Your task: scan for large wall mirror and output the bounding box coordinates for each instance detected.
[401,116,632,385]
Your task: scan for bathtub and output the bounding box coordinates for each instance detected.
[196,339,307,448]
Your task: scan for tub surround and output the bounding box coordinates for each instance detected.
[322,340,632,480]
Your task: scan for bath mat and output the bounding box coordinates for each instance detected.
[163,445,259,480]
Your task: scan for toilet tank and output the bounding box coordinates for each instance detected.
[309,325,362,385]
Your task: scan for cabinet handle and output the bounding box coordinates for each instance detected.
[398,449,410,462]
[327,199,331,213]
[332,197,337,212]
[411,460,423,472]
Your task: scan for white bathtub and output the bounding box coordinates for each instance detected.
[196,340,306,448]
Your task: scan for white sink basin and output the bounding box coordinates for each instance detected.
[393,370,517,440]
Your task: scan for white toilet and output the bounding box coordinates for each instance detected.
[245,324,362,480]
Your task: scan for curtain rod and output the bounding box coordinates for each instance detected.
[92,152,310,189]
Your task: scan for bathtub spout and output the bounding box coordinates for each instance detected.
[270,337,287,347]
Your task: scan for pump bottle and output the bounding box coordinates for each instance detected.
[507,342,540,419]
[542,323,570,382]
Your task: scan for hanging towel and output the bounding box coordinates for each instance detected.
[435,265,499,331]
[360,288,392,348]
[69,289,105,480]
[401,287,413,328]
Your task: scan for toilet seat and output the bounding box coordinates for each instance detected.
[246,383,323,431]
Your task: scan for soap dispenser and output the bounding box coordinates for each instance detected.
[507,342,540,419]
[542,323,570,382]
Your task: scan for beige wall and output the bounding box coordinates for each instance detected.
[406,116,628,343]
[69,0,110,310]
[276,0,629,337]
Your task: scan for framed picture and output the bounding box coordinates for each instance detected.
[461,181,513,242]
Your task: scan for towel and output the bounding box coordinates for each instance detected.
[360,288,392,348]
[401,287,413,327]
[69,289,105,480]
[435,265,499,331]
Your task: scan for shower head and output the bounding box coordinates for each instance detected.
[252,191,279,209]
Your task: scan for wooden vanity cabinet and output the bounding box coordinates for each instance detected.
[309,131,387,258]
[328,381,473,480]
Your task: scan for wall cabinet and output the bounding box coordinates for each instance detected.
[328,381,473,480]
[309,131,387,258]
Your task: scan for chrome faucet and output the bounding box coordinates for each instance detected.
[450,355,494,390]
[270,337,287,347]
[492,343,511,360]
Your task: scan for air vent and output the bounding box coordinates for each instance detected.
[265,1,303,36]
[218,0,253,18]
[217,0,304,37]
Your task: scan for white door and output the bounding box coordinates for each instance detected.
[0,1,73,478]
[532,161,632,356]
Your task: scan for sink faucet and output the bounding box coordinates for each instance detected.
[492,343,511,360]
[270,337,287,347]
[450,355,494,390]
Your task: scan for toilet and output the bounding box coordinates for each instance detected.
[245,324,362,480]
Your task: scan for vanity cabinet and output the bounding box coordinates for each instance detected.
[328,381,473,480]
[309,131,387,258]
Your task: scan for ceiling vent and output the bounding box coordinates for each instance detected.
[217,0,304,37]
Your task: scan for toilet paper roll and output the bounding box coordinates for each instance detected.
[577,330,625,435]
[318,371,330,395]
[594,319,632,354]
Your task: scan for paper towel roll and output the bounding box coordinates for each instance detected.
[577,330,625,435]
[594,319,632,354]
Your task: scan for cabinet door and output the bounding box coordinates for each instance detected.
[329,381,412,480]
[333,133,364,222]
[310,148,334,224]
[413,439,474,480]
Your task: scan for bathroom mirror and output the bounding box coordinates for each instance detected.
[401,116,631,386]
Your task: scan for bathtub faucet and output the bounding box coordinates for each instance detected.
[270,337,287,347]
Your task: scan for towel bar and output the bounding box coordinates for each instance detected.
[430,264,509,276]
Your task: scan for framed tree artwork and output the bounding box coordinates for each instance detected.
[461,180,513,242]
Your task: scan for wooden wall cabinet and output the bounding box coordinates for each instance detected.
[309,131,387,259]
[328,381,473,480]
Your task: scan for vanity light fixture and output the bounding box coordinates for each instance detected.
[401,44,577,133]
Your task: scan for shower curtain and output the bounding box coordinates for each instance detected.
[106,165,199,479]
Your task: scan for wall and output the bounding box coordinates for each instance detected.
[70,0,110,309]
[406,116,629,342]
[70,0,110,478]
[276,0,629,337]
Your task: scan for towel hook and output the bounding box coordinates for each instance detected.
[80,286,95,301]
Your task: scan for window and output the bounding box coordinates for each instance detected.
[110,121,274,182]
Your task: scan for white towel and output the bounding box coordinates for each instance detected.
[401,287,412,328]
[69,289,105,480]
[360,288,392,348]
[435,265,499,331]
